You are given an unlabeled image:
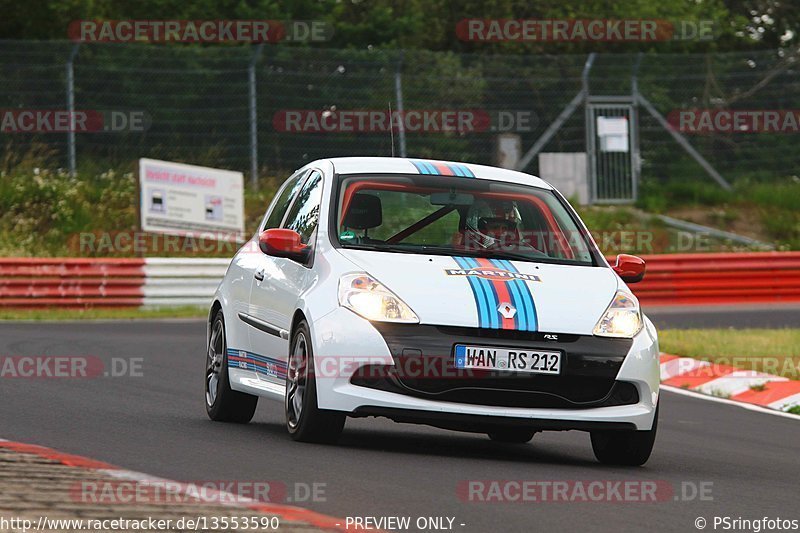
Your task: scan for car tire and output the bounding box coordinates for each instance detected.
[590,404,658,466]
[285,320,345,443]
[205,310,258,423]
[487,428,537,444]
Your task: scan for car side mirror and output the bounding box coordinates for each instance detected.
[258,229,309,263]
[612,254,645,284]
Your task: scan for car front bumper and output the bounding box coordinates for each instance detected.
[311,307,659,431]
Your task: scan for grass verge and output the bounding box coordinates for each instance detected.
[660,328,800,379]
[0,306,208,321]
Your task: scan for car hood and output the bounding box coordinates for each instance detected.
[336,249,621,335]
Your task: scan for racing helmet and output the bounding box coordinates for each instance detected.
[464,200,522,249]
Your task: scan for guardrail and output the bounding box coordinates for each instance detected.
[632,252,800,306]
[0,257,229,308]
[0,252,798,309]
[0,258,146,307]
[143,258,230,307]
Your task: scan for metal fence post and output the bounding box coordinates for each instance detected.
[394,53,407,158]
[66,44,80,177]
[582,53,597,203]
[516,53,594,172]
[630,53,643,201]
[249,44,264,188]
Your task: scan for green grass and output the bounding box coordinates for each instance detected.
[637,177,800,250]
[0,306,207,321]
[659,328,800,379]
[574,205,748,255]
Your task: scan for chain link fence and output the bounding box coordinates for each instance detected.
[0,40,797,190]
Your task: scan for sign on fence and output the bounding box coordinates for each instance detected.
[138,158,245,241]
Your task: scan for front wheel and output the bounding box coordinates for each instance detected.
[590,405,658,466]
[285,320,345,443]
[205,310,258,423]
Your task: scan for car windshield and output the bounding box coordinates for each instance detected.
[335,174,597,266]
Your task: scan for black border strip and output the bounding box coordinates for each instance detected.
[237,312,289,339]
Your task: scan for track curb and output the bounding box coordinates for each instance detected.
[659,353,800,413]
[0,439,359,532]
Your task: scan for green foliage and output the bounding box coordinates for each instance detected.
[0,0,794,52]
[635,175,800,250]
[0,162,280,257]
[0,168,137,256]
[637,179,734,210]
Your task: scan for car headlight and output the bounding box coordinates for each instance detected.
[338,273,419,323]
[593,291,642,338]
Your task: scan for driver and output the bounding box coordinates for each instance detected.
[463,200,528,251]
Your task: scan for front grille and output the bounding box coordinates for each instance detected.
[359,323,636,409]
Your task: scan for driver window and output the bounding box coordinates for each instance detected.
[262,170,308,231]
[283,171,323,245]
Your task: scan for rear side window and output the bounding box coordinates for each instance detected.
[263,170,307,230]
[283,171,323,245]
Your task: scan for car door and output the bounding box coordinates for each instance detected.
[247,170,324,387]
[233,170,307,372]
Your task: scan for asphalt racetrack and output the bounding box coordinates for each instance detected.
[1,309,798,532]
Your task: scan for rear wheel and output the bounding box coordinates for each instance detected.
[487,428,537,444]
[205,310,258,423]
[590,405,658,466]
[285,320,345,443]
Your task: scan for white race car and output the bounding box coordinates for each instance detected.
[205,157,659,465]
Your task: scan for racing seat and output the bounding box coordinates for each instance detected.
[342,193,383,243]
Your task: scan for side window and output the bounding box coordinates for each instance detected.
[283,171,323,245]
[263,170,307,230]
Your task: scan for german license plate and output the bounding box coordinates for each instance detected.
[454,344,562,375]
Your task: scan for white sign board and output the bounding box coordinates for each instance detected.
[597,116,629,153]
[139,158,245,241]
[495,133,522,169]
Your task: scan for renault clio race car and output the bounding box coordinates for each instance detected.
[205,157,659,465]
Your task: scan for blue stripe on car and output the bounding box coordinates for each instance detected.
[462,256,500,329]
[411,160,429,174]
[227,348,287,377]
[454,256,490,328]
[455,164,475,177]
[410,160,475,178]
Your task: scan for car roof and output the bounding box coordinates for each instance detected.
[321,157,553,190]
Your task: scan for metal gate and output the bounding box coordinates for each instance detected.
[586,98,640,203]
